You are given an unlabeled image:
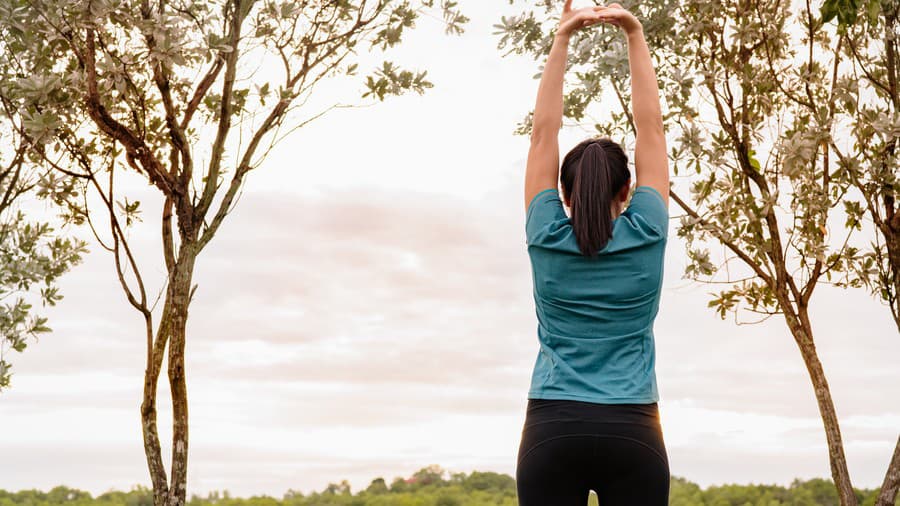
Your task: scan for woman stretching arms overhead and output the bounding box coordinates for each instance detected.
[516,2,670,505]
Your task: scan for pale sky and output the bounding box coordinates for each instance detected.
[1,0,898,498]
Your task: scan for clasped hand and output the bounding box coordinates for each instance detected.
[557,1,642,38]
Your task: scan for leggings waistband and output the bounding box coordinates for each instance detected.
[525,398,660,426]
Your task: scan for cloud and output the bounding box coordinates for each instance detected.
[182,188,537,392]
[7,182,897,497]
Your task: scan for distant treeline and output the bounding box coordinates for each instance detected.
[2,467,897,506]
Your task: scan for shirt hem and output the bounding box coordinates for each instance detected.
[528,390,659,405]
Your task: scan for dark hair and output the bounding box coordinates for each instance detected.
[560,138,630,257]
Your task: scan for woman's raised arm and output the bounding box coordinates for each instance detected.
[524,1,607,211]
[599,4,669,205]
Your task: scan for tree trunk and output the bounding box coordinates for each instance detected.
[142,302,171,505]
[886,210,900,333]
[789,306,858,506]
[877,436,900,506]
[165,248,196,506]
[140,241,197,506]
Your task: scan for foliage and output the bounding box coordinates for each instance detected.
[0,470,897,506]
[0,73,87,392]
[826,0,900,337]
[0,212,85,389]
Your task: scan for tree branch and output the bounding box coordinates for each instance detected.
[672,190,774,286]
[194,0,245,227]
[82,28,178,198]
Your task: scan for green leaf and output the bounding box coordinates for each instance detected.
[748,149,761,172]
[821,0,840,22]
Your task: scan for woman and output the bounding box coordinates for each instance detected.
[516,2,670,505]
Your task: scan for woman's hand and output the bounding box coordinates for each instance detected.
[557,0,607,38]
[596,3,643,36]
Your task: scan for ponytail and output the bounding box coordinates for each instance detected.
[561,138,630,257]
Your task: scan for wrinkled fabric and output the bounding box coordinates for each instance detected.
[525,186,668,403]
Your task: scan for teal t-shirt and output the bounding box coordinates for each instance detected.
[525,186,668,404]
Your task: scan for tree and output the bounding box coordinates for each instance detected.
[0,1,466,504]
[412,465,447,487]
[390,477,410,493]
[822,1,900,502]
[461,471,516,493]
[323,481,352,496]
[365,478,389,495]
[0,62,86,391]
[496,0,898,504]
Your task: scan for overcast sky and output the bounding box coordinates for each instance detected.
[1,0,898,498]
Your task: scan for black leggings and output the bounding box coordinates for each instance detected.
[516,399,669,506]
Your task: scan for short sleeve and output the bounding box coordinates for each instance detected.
[526,188,568,246]
[622,186,669,239]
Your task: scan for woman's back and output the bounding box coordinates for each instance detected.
[525,186,668,404]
